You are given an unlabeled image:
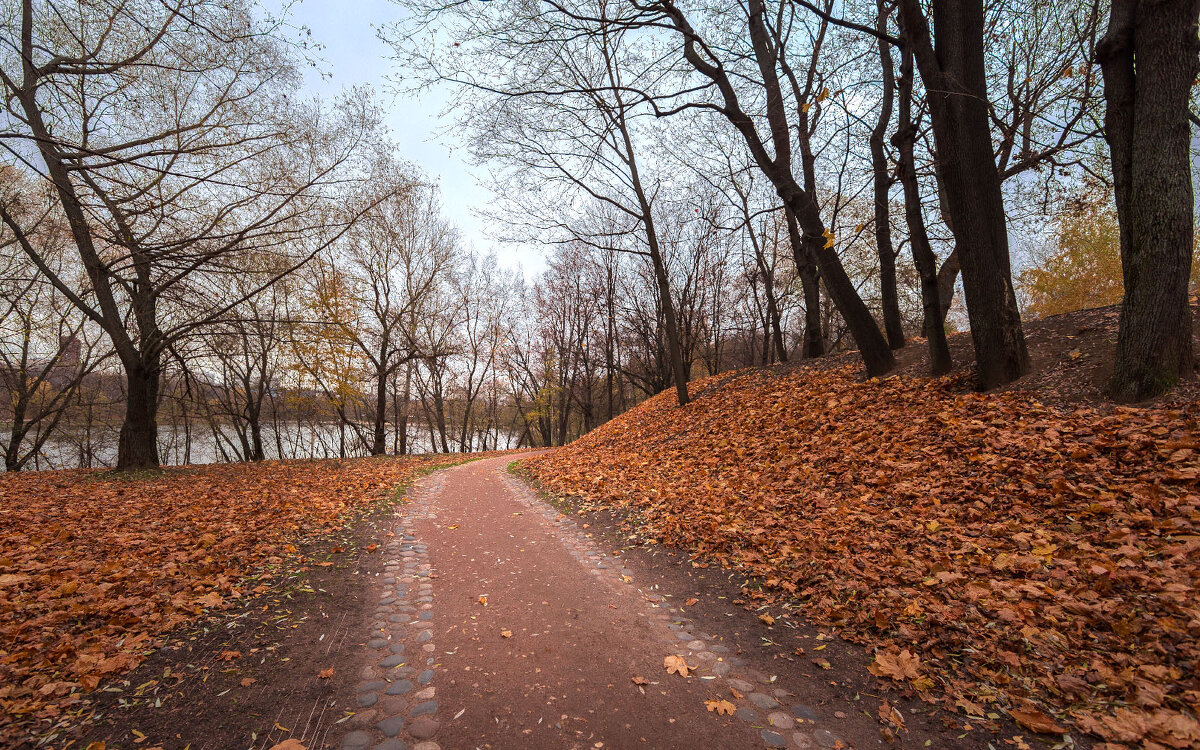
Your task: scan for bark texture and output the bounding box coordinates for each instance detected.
[1100,0,1199,401]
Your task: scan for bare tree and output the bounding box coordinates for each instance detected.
[0,1,387,469]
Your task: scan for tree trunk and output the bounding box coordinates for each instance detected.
[872,0,905,350]
[894,45,953,375]
[1100,0,1199,401]
[371,359,388,456]
[399,361,412,455]
[786,208,825,358]
[117,357,161,471]
[897,0,1029,389]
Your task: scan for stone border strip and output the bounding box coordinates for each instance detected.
[334,472,447,750]
[501,473,851,750]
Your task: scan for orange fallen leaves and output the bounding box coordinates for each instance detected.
[705,698,736,715]
[868,649,921,681]
[523,364,1200,745]
[664,654,691,677]
[0,453,469,741]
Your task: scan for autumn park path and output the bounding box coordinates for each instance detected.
[334,456,844,750]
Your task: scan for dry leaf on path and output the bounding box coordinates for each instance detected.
[317,668,334,679]
[705,699,736,716]
[868,650,920,681]
[501,629,513,638]
[1010,709,1067,735]
[268,740,306,750]
[664,655,691,677]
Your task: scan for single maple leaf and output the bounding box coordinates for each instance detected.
[705,698,736,715]
[664,655,691,677]
[685,597,699,607]
[240,677,257,687]
[219,650,242,662]
[868,649,920,681]
[1010,709,1067,735]
[759,614,775,626]
[317,668,334,679]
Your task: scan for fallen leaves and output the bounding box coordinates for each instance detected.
[268,741,306,750]
[500,629,513,638]
[0,453,472,740]
[867,649,921,682]
[664,655,692,677]
[317,668,334,679]
[1009,708,1066,735]
[522,363,1200,744]
[705,698,736,715]
[478,595,488,606]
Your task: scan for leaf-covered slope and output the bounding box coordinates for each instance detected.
[523,365,1200,748]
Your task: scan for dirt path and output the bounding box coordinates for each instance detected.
[331,456,853,750]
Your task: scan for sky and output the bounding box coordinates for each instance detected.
[276,0,544,275]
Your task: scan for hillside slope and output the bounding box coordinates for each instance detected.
[523,328,1200,748]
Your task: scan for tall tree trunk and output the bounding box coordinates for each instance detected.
[398,361,412,455]
[371,355,388,456]
[786,208,825,358]
[897,0,1029,389]
[118,357,161,471]
[1100,0,1199,401]
[872,0,905,350]
[894,44,953,375]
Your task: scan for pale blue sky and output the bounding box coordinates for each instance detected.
[277,0,540,273]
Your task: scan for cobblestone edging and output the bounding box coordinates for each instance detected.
[334,472,447,750]
[502,473,851,750]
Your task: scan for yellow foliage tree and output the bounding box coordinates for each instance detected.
[1021,187,1200,319]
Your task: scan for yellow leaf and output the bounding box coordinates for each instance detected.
[822,229,835,248]
[759,613,776,626]
[479,595,488,606]
[705,698,736,715]
[447,524,459,530]
[817,86,829,102]
[801,102,812,113]
[664,654,692,677]
[501,629,513,638]
[274,722,290,732]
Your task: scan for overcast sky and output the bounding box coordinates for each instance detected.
[277,0,544,274]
